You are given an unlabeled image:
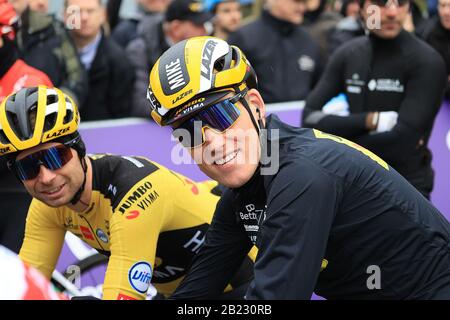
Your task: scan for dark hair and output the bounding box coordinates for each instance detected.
[64,0,103,9]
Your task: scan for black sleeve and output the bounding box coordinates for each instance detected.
[353,51,446,161]
[170,190,253,299]
[245,159,340,299]
[302,47,368,138]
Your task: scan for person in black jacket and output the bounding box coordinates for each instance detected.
[416,0,450,99]
[125,0,212,117]
[111,0,171,48]
[302,0,447,199]
[64,0,134,121]
[227,0,322,104]
[147,36,450,299]
[11,0,87,105]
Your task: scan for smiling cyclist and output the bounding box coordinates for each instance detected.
[0,85,254,300]
[148,36,450,299]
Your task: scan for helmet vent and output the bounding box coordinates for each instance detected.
[0,130,9,144]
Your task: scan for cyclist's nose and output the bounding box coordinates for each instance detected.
[37,165,57,184]
[203,127,224,144]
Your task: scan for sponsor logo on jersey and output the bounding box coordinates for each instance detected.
[298,55,315,72]
[239,203,267,245]
[128,262,152,293]
[63,217,77,230]
[117,293,137,300]
[96,228,108,243]
[368,78,404,93]
[107,184,118,196]
[184,178,199,195]
[79,226,94,240]
[117,182,160,214]
[345,73,365,94]
[126,210,140,220]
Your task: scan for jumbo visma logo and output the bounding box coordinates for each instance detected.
[128,262,152,293]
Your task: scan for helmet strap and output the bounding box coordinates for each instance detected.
[70,155,88,206]
[234,86,265,135]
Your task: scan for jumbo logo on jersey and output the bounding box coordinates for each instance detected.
[118,182,159,214]
[128,262,152,294]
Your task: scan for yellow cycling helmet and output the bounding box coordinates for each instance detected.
[148,36,257,126]
[0,86,83,158]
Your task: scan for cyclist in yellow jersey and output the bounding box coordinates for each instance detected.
[0,86,254,300]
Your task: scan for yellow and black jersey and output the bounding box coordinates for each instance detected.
[19,154,254,300]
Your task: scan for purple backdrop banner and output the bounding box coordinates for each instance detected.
[56,101,450,297]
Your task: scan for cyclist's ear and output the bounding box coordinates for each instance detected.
[247,89,266,120]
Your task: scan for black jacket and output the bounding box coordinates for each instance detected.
[302,31,447,197]
[170,115,450,299]
[228,10,322,104]
[80,34,134,121]
[16,9,87,105]
[125,15,169,117]
[417,16,450,99]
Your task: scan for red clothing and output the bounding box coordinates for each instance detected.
[0,59,53,103]
[0,245,66,300]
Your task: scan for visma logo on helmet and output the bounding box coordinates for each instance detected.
[175,97,206,117]
[128,261,152,294]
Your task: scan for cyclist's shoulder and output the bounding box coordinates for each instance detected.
[334,35,369,56]
[90,154,164,202]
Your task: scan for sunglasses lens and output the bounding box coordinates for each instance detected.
[15,157,40,181]
[200,100,241,132]
[173,98,241,148]
[14,145,73,181]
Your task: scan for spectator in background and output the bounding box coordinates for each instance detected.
[303,0,342,61]
[206,0,242,40]
[302,0,446,199]
[9,0,87,106]
[126,0,212,117]
[327,0,364,54]
[64,0,134,121]
[28,0,47,13]
[417,0,450,99]
[0,0,52,254]
[228,0,322,104]
[112,0,171,48]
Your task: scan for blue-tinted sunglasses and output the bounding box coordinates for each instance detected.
[172,92,245,148]
[10,145,73,181]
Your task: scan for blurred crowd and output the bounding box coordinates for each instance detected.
[1,0,449,120]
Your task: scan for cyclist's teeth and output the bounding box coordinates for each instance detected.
[216,151,237,165]
[48,185,63,194]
